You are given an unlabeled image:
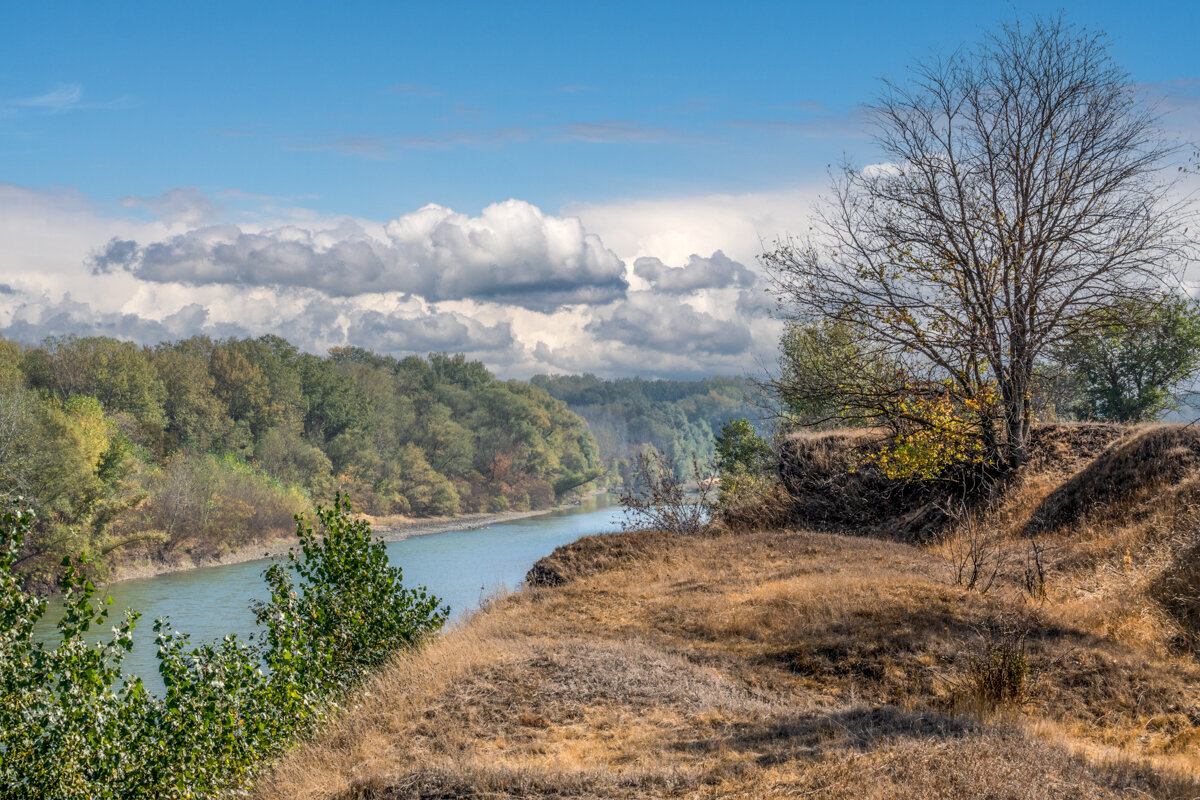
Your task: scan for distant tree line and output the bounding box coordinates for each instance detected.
[531,374,763,484]
[0,334,602,587]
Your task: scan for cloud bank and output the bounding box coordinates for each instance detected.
[0,183,785,378]
[92,200,628,310]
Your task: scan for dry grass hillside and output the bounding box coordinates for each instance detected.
[253,424,1200,799]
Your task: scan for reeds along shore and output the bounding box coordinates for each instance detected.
[253,422,1200,799]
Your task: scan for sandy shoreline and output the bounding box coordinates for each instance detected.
[106,501,601,586]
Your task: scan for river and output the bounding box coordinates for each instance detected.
[35,494,621,693]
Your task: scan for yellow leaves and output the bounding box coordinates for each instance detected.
[63,394,114,475]
[863,384,995,481]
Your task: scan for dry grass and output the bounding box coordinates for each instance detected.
[251,424,1200,798]
[254,518,1200,799]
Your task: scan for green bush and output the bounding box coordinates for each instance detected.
[0,495,447,799]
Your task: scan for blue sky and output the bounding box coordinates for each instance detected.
[1,1,1198,377]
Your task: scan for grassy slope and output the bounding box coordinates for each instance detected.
[253,424,1200,799]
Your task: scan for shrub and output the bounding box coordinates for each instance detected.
[120,452,310,560]
[255,494,448,694]
[957,615,1036,715]
[0,494,446,798]
[619,449,712,536]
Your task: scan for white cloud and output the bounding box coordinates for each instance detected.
[0,183,793,378]
[92,199,628,310]
[586,293,752,356]
[565,187,822,268]
[14,84,83,112]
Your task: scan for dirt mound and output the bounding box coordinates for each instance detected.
[1026,422,1129,474]
[1027,425,1200,535]
[1151,537,1200,651]
[525,529,673,587]
[777,430,982,542]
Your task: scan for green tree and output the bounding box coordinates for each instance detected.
[151,338,232,453]
[22,336,167,435]
[1055,295,1200,422]
[714,418,771,476]
[772,319,897,428]
[297,353,369,442]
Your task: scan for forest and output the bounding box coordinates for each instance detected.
[531,373,763,482]
[0,334,603,587]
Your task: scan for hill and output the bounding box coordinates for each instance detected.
[0,335,602,587]
[251,423,1200,798]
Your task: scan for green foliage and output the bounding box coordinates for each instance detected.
[533,373,760,485]
[23,335,168,436]
[1055,295,1200,422]
[0,496,447,798]
[1,333,603,585]
[714,418,771,476]
[256,494,448,694]
[774,319,877,426]
[712,418,779,515]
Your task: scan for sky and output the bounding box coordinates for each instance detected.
[1,0,1198,378]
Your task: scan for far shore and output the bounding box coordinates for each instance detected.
[105,493,611,586]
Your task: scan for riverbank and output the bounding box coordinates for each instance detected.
[107,495,609,585]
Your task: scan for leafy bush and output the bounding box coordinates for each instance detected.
[711,417,779,516]
[0,495,446,798]
[865,384,997,481]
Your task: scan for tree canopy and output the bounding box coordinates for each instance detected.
[1,334,604,586]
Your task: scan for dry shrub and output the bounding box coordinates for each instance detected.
[1028,424,1200,535]
[955,614,1035,715]
[618,449,712,536]
[942,501,1005,594]
[714,479,793,534]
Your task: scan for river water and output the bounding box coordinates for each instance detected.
[35,494,621,693]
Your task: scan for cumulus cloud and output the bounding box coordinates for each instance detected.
[1,296,229,344]
[0,182,796,378]
[586,294,752,356]
[633,250,756,293]
[565,187,823,268]
[91,199,628,310]
[341,308,513,353]
[0,289,519,365]
[736,285,778,317]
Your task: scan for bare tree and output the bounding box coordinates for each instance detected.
[764,16,1193,468]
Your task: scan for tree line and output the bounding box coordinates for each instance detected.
[531,373,763,484]
[0,334,603,587]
